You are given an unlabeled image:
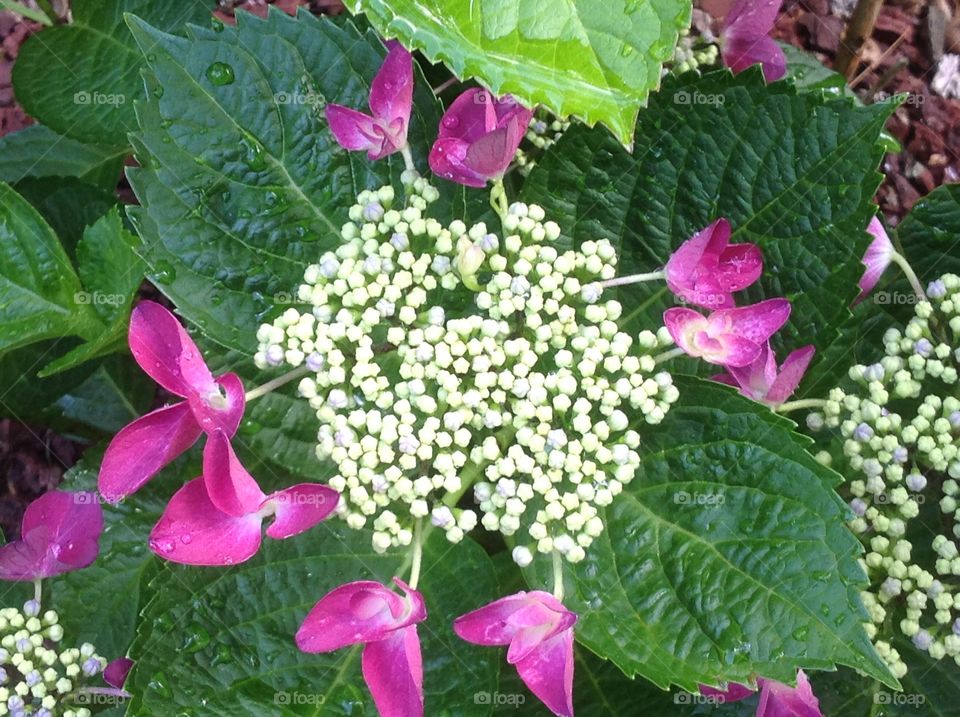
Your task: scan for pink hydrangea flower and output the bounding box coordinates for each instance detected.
[0,490,103,581]
[103,657,134,690]
[297,578,426,717]
[721,0,787,82]
[700,670,824,717]
[665,218,763,309]
[149,429,339,566]
[429,88,533,187]
[664,299,791,367]
[454,591,576,717]
[856,217,894,303]
[715,342,815,406]
[98,300,245,503]
[326,41,413,160]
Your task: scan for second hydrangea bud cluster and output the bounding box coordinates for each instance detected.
[256,174,678,564]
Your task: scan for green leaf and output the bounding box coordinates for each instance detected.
[525,376,895,692]
[521,69,893,381]
[125,10,460,353]
[353,0,692,145]
[11,0,216,145]
[780,43,851,96]
[40,207,145,376]
[125,527,500,716]
[897,183,960,283]
[0,124,125,189]
[13,177,118,257]
[0,182,102,354]
[53,355,153,434]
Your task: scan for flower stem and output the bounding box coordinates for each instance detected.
[490,179,509,225]
[0,0,53,24]
[552,550,564,601]
[244,366,311,402]
[890,250,926,301]
[653,347,686,364]
[408,519,424,590]
[33,579,42,604]
[775,398,828,414]
[400,144,416,174]
[601,270,666,288]
[431,76,458,95]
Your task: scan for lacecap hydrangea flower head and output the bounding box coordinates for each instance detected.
[255,170,680,566]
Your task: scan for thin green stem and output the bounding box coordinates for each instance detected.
[890,250,926,301]
[431,76,458,95]
[775,398,828,414]
[490,179,509,225]
[653,347,686,365]
[552,550,564,601]
[33,0,56,22]
[0,0,53,24]
[400,144,416,174]
[408,519,424,590]
[34,579,42,604]
[601,270,666,288]
[244,366,311,402]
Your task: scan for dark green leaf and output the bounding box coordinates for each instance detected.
[525,376,894,692]
[521,69,893,387]
[0,124,125,189]
[898,183,960,283]
[12,0,216,145]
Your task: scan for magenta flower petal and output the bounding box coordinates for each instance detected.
[429,137,487,188]
[362,625,424,717]
[296,580,425,653]
[723,34,787,82]
[128,301,217,398]
[431,89,532,186]
[149,477,263,566]
[514,629,575,717]
[201,429,265,517]
[700,682,755,702]
[727,341,779,400]
[188,371,246,437]
[716,333,765,367]
[757,671,823,717]
[264,484,339,539]
[98,402,203,503]
[722,0,787,82]
[453,592,545,646]
[856,217,894,302]
[326,105,386,156]
[666,219,731,289]
[103,658,134,689]
[714,298,791,345]
[715,243,764,292]
[0,491,103,581]
[368,41,413,138]
[665,300,789,367]
[765,345,816,405]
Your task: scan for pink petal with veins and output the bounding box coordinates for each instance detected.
[362,625,423,717]
[201,429,265,517]
[700,682,755,702]
[98,402,202,503]
[368,42,412,139]
[149,478,263,566]
[856,217,895,303]
[103,658,134,689]
[264,484,339,539]
[429,137,488,188]
[723,34,787,82]
[757,671,823,717]
[766,345,816,405]
[514,629,575,717]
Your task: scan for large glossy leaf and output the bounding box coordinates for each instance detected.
[0,182,102,353]
[521,69,893,382]
[352,0,692,145]
[125,9,470,353]
[525,376,894,692]
[11,0,216,145]
[125,526,500,716]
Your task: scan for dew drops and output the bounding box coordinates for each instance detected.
[442,116,459,129]
[180,533,193,545]
[206,62,236,86]
[791,626,809,640]
[183,625,211,653]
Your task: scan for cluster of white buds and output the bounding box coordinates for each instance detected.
[670,28,720,75]
[806,275,960,676]
[256,174,679,563]
[515,111,570,176]
[0,601,105,716]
